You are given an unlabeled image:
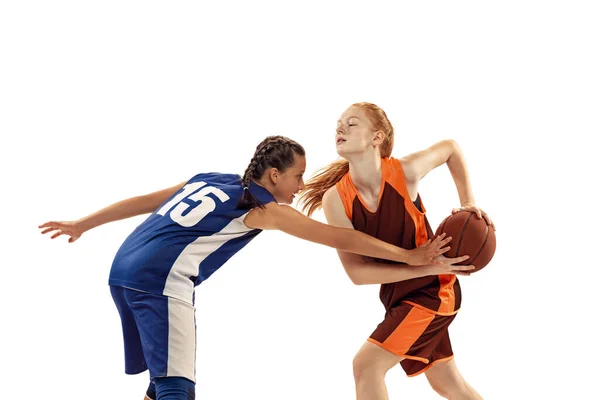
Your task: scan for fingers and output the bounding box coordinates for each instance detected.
[426,234,452,257]
[41,227,56,235]
[439,236,452,247]
[430,233,447,246]
[482,212,496,230]
[436,232,447,241]
[454,207,493,228]
[39,222,66,235]
[451,265,475,276]
[435,246,451,257]
[427,234,452,256]
[39,222,59,232]
[40,220,79,242]
[481,211,490,224]
[467,207,482,219]
[449,255,470,264]
[453,207,484,219]
[423,233,448,249]
[453,264,475,271]
[418,239,431,248]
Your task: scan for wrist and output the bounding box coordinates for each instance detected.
[460,199,476,207]
[422,264,437,276]
[75,218,91,234]
[397,247,412,264]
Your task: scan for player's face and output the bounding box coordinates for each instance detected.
[273,155,306,204]
[335,106,376,157]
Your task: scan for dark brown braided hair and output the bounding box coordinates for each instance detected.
[238,135,306,209]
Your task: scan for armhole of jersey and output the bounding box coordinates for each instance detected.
[383,157,408,198]
[385,158,429,246]
[241,199,278,230]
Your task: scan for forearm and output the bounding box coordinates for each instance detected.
[332,228,410,263]
[266,204,412,264]
[346,261,435,285]
[446,141,476,206]
[77,195,157,232]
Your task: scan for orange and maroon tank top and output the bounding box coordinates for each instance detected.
[335,157,461,315]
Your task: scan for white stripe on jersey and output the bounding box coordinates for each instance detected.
[162,212,252,303]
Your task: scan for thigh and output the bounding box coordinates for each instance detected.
[125,288,197,383]
[368,302,456,377]
[424,358,464,389]
[369,303,442,363]
[400,315,455,377]
[354,341,404,372]
[110,286,148,375]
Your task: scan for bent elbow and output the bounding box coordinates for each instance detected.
[347,271,369,285]
[445,139,460,152]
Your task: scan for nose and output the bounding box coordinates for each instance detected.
[299,179,306,191]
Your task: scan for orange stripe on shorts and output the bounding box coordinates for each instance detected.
[383,307,435,355]
[436,274,456,314]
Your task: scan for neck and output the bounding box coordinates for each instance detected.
[347,151,383,195]
[254,178,273,193]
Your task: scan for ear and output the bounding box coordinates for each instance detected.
[372,130,385,146]
[268,167,280,184]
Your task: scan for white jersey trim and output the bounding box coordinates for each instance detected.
[162,212,252,303]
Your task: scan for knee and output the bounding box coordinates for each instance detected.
[352,353,386,382]
[146,380,156,400]
[429,377,468,400]
[429,378,451,398]
[154,377,195,400]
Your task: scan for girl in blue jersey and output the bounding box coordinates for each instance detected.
[39,135,464,400]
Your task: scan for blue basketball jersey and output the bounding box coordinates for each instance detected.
[108,173,276,304]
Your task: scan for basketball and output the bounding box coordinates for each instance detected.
[435,211,496,272]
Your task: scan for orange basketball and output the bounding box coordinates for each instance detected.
[435,211,496,272]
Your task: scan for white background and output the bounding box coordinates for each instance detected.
[2,1,599,399]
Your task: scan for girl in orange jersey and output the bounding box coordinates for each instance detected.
[300,103,495,400]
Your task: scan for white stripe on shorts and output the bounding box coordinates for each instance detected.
[166,296,197,383]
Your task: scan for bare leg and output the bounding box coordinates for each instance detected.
[353,341,404,400]
[425,358,483,400]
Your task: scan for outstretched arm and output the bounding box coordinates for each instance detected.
[244,190,450,266]
[401,139,495,229]
[320,186,472,285]
[39,181,186,242]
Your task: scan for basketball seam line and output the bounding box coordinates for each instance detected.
[470,221,489,266]
[455,212,472,258]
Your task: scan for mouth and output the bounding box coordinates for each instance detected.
[336,137,346,145]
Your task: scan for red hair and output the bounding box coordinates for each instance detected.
[299,102,394,216]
